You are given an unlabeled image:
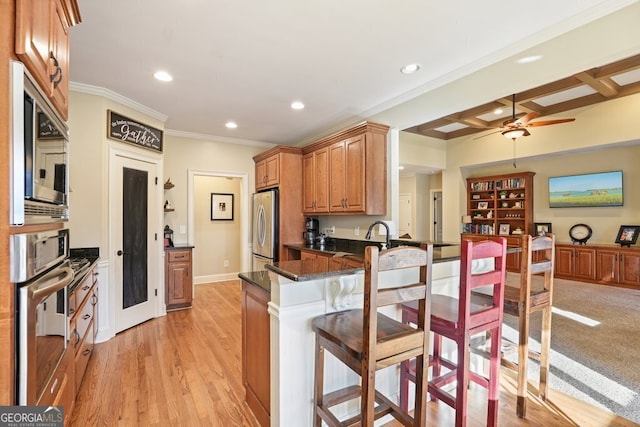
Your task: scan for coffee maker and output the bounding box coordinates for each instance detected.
[303,217,319,246]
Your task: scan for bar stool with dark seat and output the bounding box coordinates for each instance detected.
[471,233,556,418]
[400,238,507,427]
[311,243,433,427]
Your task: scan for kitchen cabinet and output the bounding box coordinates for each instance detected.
[15,0,81,120]
[165,247,193,310]
[255,154,279,190]
[302,147,329,214]
[38,347,74,423]
[554,244,596,281]
[241,279,270,427]
[69,264,98,393]
[302,121,389,216]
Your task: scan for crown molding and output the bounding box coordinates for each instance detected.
[164,129,274,148]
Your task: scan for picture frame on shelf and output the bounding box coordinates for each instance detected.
[535,222,552,236]
[614,225,640,247]
[477,201,489,209]
[499,223,510,236]
[211,193,234,221]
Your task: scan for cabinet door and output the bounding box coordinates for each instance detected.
[264,155,279,187]
[255,159,266,189]
[596,249,619,284]
[49,0,70,119]
[619,252,640,286]
[167,262,192,306]
[574,247,596,281]
[555,246,575,277]
[329,141,347,212]
[303,149,330,214]
[343,135,366,213]
[16,0,54,95]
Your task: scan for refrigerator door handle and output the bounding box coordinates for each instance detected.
[257,204,266,247]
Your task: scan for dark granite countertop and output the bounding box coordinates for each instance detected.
[165,244,195,251]
[266,257,363,282]
[238,270,271,293]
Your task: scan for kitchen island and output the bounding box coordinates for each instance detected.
[240,245,465,426]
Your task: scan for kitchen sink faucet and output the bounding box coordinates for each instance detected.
[365,221,390,250]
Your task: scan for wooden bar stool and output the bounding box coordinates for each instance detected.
[311,244,433,426]
[472,233,555,418]
[401,238,507,427]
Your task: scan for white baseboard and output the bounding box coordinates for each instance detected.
[194,272,239,284]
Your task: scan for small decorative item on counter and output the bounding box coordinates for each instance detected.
[164,225,174,247]
[512,227,523,235]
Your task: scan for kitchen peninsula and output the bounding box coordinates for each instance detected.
[240,244,467,426]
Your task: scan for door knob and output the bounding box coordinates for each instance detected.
[117,250,124,256]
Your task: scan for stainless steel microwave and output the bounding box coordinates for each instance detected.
[10,61,69,225]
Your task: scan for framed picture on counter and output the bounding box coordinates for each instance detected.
[498,223,510,236]
[211,193,234,221]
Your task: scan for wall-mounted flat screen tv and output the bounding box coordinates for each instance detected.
[549,170,623,208]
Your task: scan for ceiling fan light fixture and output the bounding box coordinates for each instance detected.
[502,128,526,140]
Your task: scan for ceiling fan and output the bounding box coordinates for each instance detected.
[475,94,576,141]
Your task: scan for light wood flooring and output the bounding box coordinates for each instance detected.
[70,280,636,426]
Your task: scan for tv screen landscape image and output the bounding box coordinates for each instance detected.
[549,171,623,208]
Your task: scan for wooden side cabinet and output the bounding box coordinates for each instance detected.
[555,245,596,281]
[241,279,270,427]
[165,247,193,311]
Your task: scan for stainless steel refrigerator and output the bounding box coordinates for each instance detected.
[252,189,278,271]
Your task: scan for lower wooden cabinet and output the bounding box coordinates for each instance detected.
[241,279,270,427]
[556,243,640,288]
[165,247,193,310]
[70,265,98,392]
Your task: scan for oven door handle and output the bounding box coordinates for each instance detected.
[30,267,74,300]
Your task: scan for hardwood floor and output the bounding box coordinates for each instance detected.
[71,280,636,426]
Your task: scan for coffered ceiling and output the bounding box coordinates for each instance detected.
[403,54,640,141]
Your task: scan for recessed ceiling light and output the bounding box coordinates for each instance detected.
[225,121,238,129]
[398,165,405,170]
[400,63,421,74]
[494,108,503,114]
[291,101,305,110]
[153,70,173,82]
[516,55,543,64]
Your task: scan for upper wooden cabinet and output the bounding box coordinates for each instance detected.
[15,0,81,120]
[255,154,279,190]
[302,147,329,214]
[302,121,389,215]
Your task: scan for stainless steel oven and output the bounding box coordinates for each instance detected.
[12,229,73,405]
[10,60,69,225]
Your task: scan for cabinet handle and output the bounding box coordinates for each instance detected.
[73,329,80,348]
[49,52,60,82]
[83,349,91,357]
[82,285,90,291]
[91,295,98,305]
[83,314,91,320]
[52,67,63,88]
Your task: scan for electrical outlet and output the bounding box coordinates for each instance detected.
[324,226,336,234]
[224,260,229,267]
[179,225,186,234]
[355,226,359,236]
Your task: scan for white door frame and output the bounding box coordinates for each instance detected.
[187,169,250,275]
[108,144,163,336]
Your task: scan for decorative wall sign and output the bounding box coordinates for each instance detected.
[211,193,234,221]
[107,110,163,152]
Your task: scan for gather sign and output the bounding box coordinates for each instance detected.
[107,110,163,152]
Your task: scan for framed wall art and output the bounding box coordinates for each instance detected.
[211,193,234,221]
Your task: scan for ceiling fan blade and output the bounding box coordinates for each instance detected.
[527,118,576,127]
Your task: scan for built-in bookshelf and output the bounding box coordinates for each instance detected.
[463,171,535,236]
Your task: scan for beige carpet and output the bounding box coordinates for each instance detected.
[502,272,640,424]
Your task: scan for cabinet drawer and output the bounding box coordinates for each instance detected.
[74,273,94,308]
[168,250,191,262]
[38,348,73,407]
[75,297,94,348]
[75,320,95,391]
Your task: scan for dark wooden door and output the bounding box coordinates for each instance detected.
[122,167,148,309]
